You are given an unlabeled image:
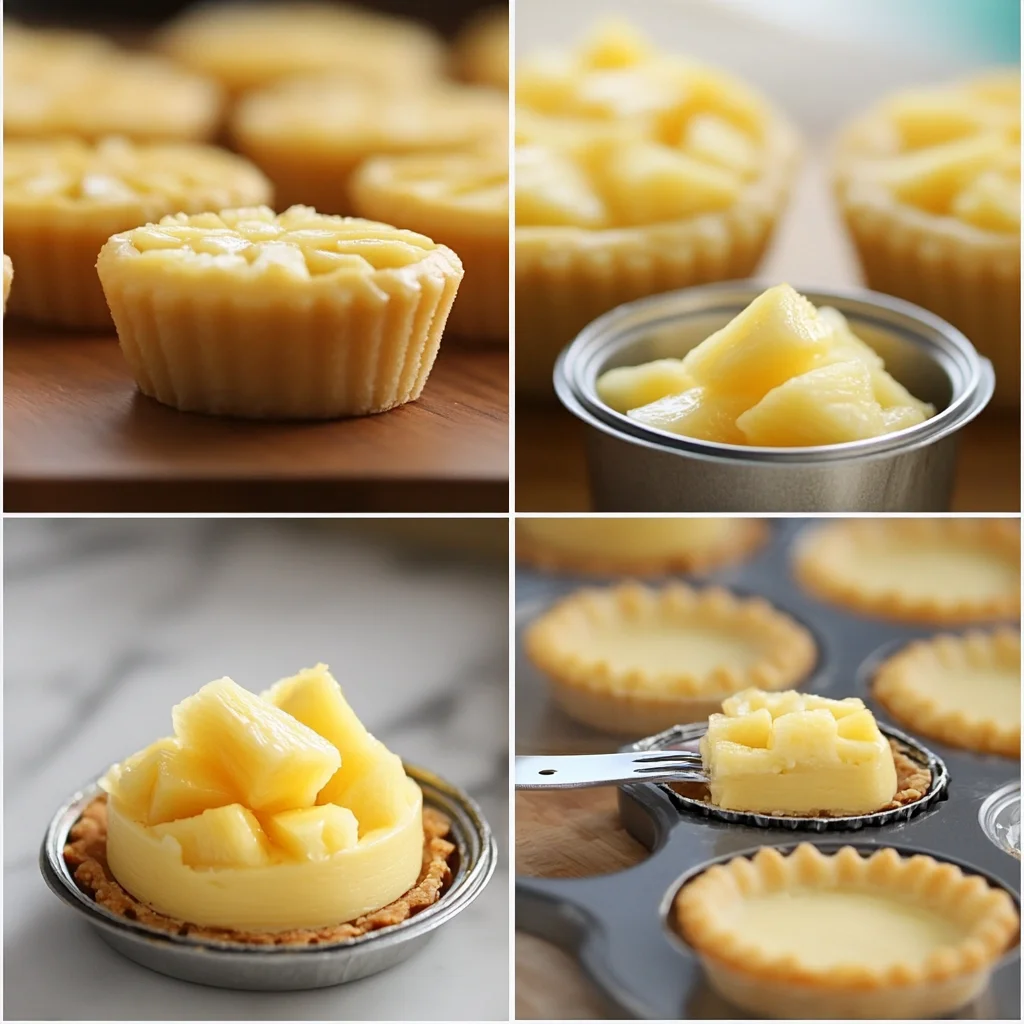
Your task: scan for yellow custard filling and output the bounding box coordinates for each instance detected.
[597,284,934,446]
[838,73,1020,234]
[700,689,898,815]
[516,22,781,230]
[101,665,423,932]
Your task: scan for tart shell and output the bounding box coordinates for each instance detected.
[515,116,800,399]
[874,629,1021,758]
[526,581,816,736]
[674,843,1020,1019]
[516,518,767,577]
[64,795,455,946]
[793,519,1020,624]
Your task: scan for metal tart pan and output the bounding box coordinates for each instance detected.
[515,517,1021,1018]
[553,280,994,512]
[41,763,496,991]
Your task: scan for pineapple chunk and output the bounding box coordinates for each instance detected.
[736,360,886,446]
[148,746,238,826]
[680,284,834,402]
[172,677,340,814]
[681,113,758,177]
[599,140,740,225]
[817,307,884,369]
[596,359,692,413]
[952,170,1020,232]
[627,386,748,444]
[515,144,606,228]
[580,19,653,69]
[264,664,384,807]
[879,133,1006,213]
[886,92,989,149]
[705,706,773,749]
[151,804,272,868]
[333,750,414,836]
[103,737,178,819]
[264,805,359,861]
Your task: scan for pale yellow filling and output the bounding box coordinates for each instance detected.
[584,624,756,681]
[735,891,961,969]
[908,663,1019,723]
[827,546,1016,602]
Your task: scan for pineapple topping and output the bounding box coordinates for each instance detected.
[103,666,417,868]
[596,284,935,447]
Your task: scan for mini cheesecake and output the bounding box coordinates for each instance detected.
[700,689,897,816]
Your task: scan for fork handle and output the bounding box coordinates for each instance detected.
[515,753,706,790]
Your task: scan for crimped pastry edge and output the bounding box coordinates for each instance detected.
[525,581,817,734]
[516,519,767,577]
[793,519,1021,624]
[674,843,1019,993]
[874,629,1021,759]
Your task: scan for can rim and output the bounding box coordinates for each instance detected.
[556,279,994,466]
[40,762,497,959]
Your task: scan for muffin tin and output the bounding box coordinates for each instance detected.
[42,763,496,991]
[516,518,1020,1019]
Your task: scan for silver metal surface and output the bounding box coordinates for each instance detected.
[631,720,949,832]
[514,519,1021,1018]
[41,763,496,991]
[554,280,995,511]
[980,781,1022,860]
[516,750,706,790]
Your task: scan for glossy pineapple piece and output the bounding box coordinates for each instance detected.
[627,386,748,444]
[263,804,359,860]
[150,803,273,868]
[596,358,692,413]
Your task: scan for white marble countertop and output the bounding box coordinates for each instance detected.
[3,519,509,1021]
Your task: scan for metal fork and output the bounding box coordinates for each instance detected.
[515,750,706,790]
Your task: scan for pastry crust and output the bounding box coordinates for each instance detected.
[65,795,455,947]
[793,518,1020,624]
[3,138,271,329]
[675,843,1020,1019]
[4,31,221,143]
[156,1,445,96]
[516,518,767,576]
[233,80,506,215]
[833,73,1020,406]
[525,581,816,735]
[97,206,463,419]
[874,629,1020,758]
[351,147,509,342]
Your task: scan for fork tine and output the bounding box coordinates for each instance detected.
[632,751,702,764]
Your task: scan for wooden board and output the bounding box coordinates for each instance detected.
[516,788,646,1020]
[4,327,508,512]
[516,405,1021,513]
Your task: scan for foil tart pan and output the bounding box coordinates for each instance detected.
[41,763,496,991]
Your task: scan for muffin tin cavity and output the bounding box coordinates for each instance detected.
[980,782,1022,860]
[631,721,948,832]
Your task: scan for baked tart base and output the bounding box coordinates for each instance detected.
[64,795,455,947]
[794,519,1020,624]
[526,581,816,736]
[874,629,1020,758]
[674,843,1020,1019]
[516,518,766,577]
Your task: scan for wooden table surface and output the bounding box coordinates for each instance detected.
[4,327,509,512]
[516,405,1021,513]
